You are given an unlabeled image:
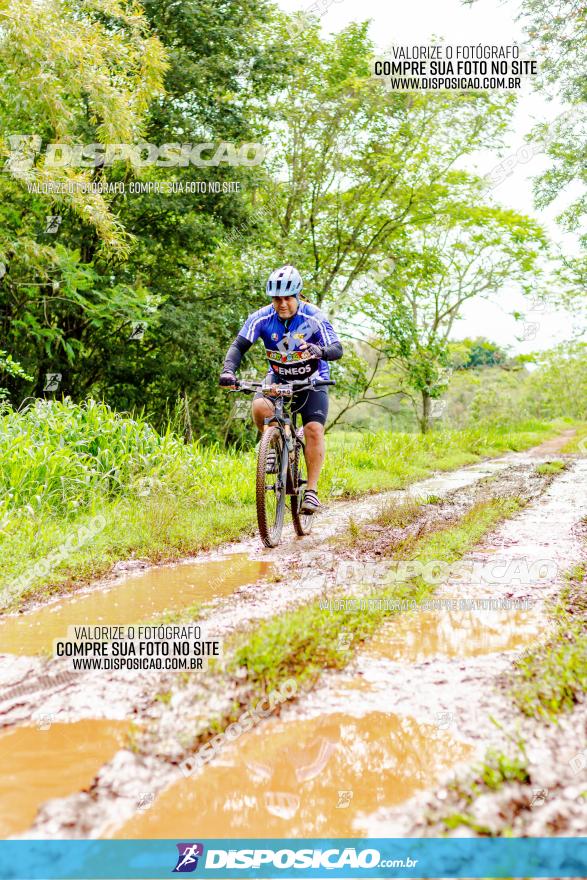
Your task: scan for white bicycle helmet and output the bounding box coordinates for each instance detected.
[266,265,303,297]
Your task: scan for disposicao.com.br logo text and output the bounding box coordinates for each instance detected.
[197,847,418,870]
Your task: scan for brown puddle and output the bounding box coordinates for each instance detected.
[112,711,471,838]
[0,554,272,656]
[365,608,541,663]
[0,719,128,838]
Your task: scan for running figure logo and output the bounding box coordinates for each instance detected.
[173,843,204,873]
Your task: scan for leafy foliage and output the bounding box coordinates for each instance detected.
[449,338,510,370]
[0,0,577,443]
[357,202,548,430]
[518,1,587,252]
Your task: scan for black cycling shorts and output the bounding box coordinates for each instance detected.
[254,384,329,426]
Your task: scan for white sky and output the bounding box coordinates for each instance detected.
[277,0,581,353]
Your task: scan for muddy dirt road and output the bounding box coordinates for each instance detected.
[1,433,586,841]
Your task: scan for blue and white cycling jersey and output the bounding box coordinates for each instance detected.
[239,301,340,382]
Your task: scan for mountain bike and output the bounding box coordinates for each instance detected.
[231,377,335,548]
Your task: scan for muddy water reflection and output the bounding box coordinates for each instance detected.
[114,712,471,838]
[365,607,541,662]
[0,720,128,838]
[0,555,272,656]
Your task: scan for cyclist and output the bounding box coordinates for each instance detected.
[219,265,343,514]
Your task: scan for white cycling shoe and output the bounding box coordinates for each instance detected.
[300,489,320,514]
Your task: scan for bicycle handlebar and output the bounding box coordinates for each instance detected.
[229,377,336,394]
[289,378,336,389]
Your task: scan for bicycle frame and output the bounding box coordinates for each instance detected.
[260,386,299,494]
[228,376,335,545]
[233,377,333,436]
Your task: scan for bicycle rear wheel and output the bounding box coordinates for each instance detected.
[256,426,286,547]
[291,438,313,536]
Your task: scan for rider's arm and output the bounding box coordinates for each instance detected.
[223,334,253,374]
[320,339,343,361]
[313,311,343,361]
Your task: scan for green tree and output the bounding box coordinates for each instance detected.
[213,20,550,436]
[466,0,586,330]
[0,0,168,398]
[519,1,587,327]
[449,337,509,370]
[253,21,518,309]
[525,341,587,420]
[0,0,168,252]
[84,0,288,435]
[0,0,285,432]
[358,201,548,432]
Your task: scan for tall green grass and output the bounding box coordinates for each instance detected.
[0,398,254,520]
[0,399,561,607]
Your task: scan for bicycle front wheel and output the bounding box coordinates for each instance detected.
[256,426,286,548]
[291,438,313,536]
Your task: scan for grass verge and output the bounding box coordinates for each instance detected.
[535,460,566,475]
[508,563,587,720]
[560,422,587,453]
[439,742,530,837]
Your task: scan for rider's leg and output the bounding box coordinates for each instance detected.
[303,421,325,492]
[252,396,275,433]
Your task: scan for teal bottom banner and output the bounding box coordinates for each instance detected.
[0,838,586,879]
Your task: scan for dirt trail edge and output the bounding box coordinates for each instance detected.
[6,439,584,839]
